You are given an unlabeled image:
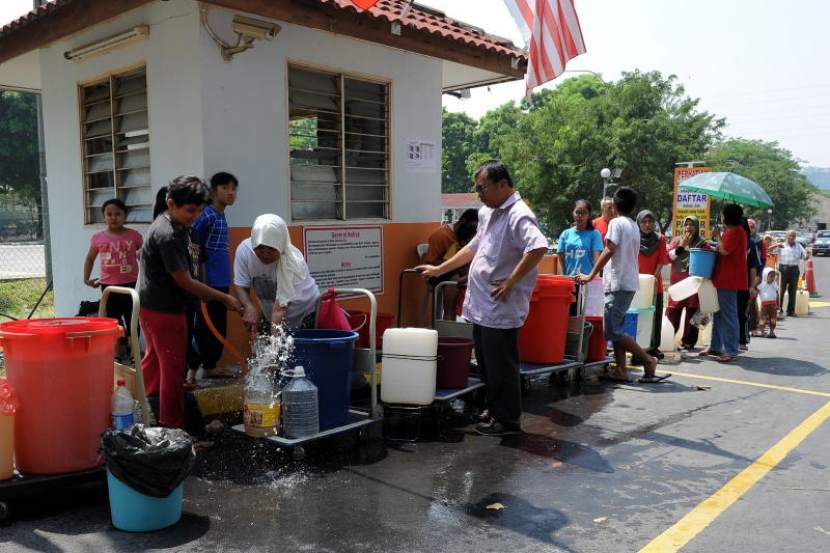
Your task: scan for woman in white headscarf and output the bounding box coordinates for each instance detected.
[234,214,320,335]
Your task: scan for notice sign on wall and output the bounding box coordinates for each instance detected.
[673,167,712,238]
[406,139,437,173]
[303,226,384,294]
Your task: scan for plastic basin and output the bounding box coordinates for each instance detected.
[689,249,717,278]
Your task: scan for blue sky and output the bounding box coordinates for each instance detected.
[3,0,828,166]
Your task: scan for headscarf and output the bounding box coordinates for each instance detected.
[636,210,660,257]
[249,214,305,308]
[671,216,703,273]
[747,219,761,244]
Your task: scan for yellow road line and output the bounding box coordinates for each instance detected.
[639,400,830,553]
[810,301,830,308]
[661,369,830,398]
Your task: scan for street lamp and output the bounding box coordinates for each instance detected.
[767,208,773,231]
[601,167,611,199]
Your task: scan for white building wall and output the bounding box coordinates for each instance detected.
[38,1,443,316]
[39,1,204,316]
[198,8,443,228]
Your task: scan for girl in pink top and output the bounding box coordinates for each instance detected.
[83,198,143,359]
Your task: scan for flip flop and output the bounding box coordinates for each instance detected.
[637,373,672,384]
[602,374,632,383]
[716,354,738,363]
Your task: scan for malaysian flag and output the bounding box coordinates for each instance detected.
[503,0,587,96]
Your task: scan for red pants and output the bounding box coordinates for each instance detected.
[139,308,186,428]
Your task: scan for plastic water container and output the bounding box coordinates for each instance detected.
[668,276,704,302]
[631,275,656,309]
[0,317,120,474]
[689,248,718,278]
[520,276,575,364]
[0,414,12,480]
[584,278,604,317]
[291,329,357,431]
[281,366,319,439]
[107,470,183,532]
[381,328,438,405]
[244,364,279,438]
[634,306,656,348]
[659,316,677,353]
[112,380,135,430]
[696,322,713,347]
[796,290,810,315]
[436,337,474,389]
[697,279,720,313]
[585,316,607,362]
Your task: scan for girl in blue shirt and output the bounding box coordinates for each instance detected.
[557,199,604,276]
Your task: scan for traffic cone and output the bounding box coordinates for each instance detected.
[805,259,819,298]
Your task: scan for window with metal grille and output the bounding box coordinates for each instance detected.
[288,66,390,221]
[80,68,152,224]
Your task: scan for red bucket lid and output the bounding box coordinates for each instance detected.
[0,317,119,337]
[534,275,576,294]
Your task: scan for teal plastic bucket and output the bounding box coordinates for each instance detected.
[107,470,183,532]
[689,248,717,278]
[291,329,359,431]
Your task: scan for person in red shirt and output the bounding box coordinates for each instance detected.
[636,210,669,358]
[592,196,615,240]
[700,204,747,363]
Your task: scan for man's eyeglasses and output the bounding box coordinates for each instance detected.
[472,182,495,194]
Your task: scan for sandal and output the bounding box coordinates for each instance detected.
[637,373,672,384]
[698,348,721,357]
[716,354,738,363]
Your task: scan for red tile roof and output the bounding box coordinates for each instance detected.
[441,193,481,208]
[1,0,525,60]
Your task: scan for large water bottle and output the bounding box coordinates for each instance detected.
[111,380,135,429]
[281,366,319,439]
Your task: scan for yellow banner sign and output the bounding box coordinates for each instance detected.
[673,167,712,238]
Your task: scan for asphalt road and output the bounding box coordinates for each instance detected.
[0,244,45,280]
[3,258,830,552]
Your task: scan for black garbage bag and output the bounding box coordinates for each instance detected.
[99,424,196,498]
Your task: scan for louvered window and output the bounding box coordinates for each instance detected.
[80,68,152,224]
[288,66,390,220]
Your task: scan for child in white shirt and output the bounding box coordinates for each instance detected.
[757,267,779,338]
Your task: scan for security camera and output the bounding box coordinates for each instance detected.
[231,15,281,41]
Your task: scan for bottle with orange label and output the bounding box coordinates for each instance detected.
[243,361,280,438]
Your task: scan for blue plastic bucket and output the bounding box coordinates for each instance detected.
[689,248,717,278]
[609,311,639,348]
[107,470,183,532]
[291,329,359,432]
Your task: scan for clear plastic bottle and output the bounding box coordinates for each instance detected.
[111,380,135,429]
[244,361,280,438]
[281,366,319,439]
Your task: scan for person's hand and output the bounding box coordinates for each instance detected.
[223,294,244,314]
[84,278,99,288]
[680,230,693,248]
[242,306,260,332]
[750,287,759,299]
[711,226,721,241]
[490,278,515,301]
[576,272,592,284]
[414,265,440,279]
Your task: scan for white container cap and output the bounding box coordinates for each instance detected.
[293,366,306,377]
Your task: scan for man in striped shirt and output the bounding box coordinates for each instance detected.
[770,230,809,317]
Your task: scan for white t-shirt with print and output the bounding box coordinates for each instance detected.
[604,216,640,293]
[233,238,320,327]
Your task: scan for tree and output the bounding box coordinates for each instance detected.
[495,71,724,235]
[0,91,39,204]
[706,139,816,229]
[441,109,481,192]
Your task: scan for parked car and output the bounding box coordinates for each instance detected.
[812,230,830,256]
[767,230,811,248]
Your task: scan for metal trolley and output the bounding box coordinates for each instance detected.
[232,288,382,461]
[0,286,149,521]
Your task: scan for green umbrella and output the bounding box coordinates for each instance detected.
[678,172,774,208]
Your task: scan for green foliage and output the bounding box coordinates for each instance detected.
[441,109,483,192]
[0,92,39,203]
[707,139,816,228]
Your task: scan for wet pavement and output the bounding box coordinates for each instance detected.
[4,258,830,552]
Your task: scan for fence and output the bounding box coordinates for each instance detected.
[0,206,48,280]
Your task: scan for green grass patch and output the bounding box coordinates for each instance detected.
[0,278,54,322]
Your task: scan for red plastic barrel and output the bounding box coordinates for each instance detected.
[520,276,575,364]
[0,318,121,474]
[586,316,607,362]
[347,311,396,349]
[436,337,474,388]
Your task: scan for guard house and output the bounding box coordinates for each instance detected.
[0,0,525,352]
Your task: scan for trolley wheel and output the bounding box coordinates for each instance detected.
[0,500,11,521]
[358,428,367,442]
[292,446,306,461]
[521,376,531,394]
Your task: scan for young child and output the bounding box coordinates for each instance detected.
[578,187,667,384]
[757,267,779,338]
[190,172,239,383]
[83,198,143,359]
[139,176,243,429]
